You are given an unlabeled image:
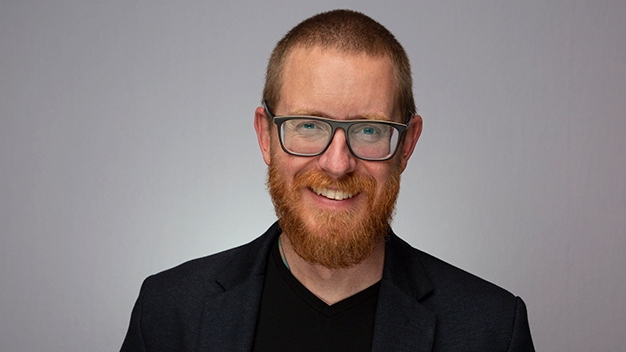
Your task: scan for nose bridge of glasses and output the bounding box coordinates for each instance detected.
[328,120,358,147]
[327,124,350,151]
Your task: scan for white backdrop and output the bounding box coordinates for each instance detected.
[1,1,625,351]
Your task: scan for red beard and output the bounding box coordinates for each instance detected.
[267,159,401,269]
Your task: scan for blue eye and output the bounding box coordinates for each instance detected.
[355,125,381,136]
[289,120,330,137]
[362,127,376,135]
[351,124,392,144]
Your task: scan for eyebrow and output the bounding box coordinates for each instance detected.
[286,109,392,122]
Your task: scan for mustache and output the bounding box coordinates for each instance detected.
[293,168,376,195]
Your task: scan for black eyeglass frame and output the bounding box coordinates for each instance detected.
[263,101,411,161]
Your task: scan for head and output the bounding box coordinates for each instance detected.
[263,9,416,124]
[254,10,422,269]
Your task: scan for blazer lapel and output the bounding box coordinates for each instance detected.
[372,280,436,351]
[197,223,280,352]
[198,276,265,352]
[372,233,437,352]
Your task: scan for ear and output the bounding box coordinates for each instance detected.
[254,106,272,166]
[399,114,423,173]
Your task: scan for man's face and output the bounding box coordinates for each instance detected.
[256,46,419,269]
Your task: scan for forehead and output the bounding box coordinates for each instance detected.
[278,46,399,121]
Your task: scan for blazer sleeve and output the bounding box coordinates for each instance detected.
[507,297,535,352]
[120,281,148,352]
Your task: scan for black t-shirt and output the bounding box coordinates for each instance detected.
[252,238,380,352]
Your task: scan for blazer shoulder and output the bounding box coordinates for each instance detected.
[148,244,244,284]
[391,238,532,350]
[386,233,516,305]
[141,223,279,298]
[417,249,516,303]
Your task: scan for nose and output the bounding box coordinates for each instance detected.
[317,129,357,178]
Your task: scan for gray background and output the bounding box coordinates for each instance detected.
[1,1,625,351]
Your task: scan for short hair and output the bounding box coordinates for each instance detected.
[262,9,416,123]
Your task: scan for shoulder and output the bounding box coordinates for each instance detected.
[385,233,533,350]
[139,223,280,306]
[415,248,524,338]
[418,248,516,304]
[386,232,516,306]
[419,250,533,350]
[141,244,246,298]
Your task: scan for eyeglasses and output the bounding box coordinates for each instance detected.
[263,101,411,161]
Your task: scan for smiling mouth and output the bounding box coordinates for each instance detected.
[310,186,355,200]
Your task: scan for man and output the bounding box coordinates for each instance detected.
[121,9,534,352]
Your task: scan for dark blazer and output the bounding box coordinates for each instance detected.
[121,222,534,351]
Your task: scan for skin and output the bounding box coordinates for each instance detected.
[254,46,423,305]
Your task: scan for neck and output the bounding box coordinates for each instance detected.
[279,233,385,305]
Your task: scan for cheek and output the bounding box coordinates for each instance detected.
[365,162,395,183]
[367,163,401,195]
[270,146,310,188]
[270,138,323,181]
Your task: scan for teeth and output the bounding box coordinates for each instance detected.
[311,186,354,200]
